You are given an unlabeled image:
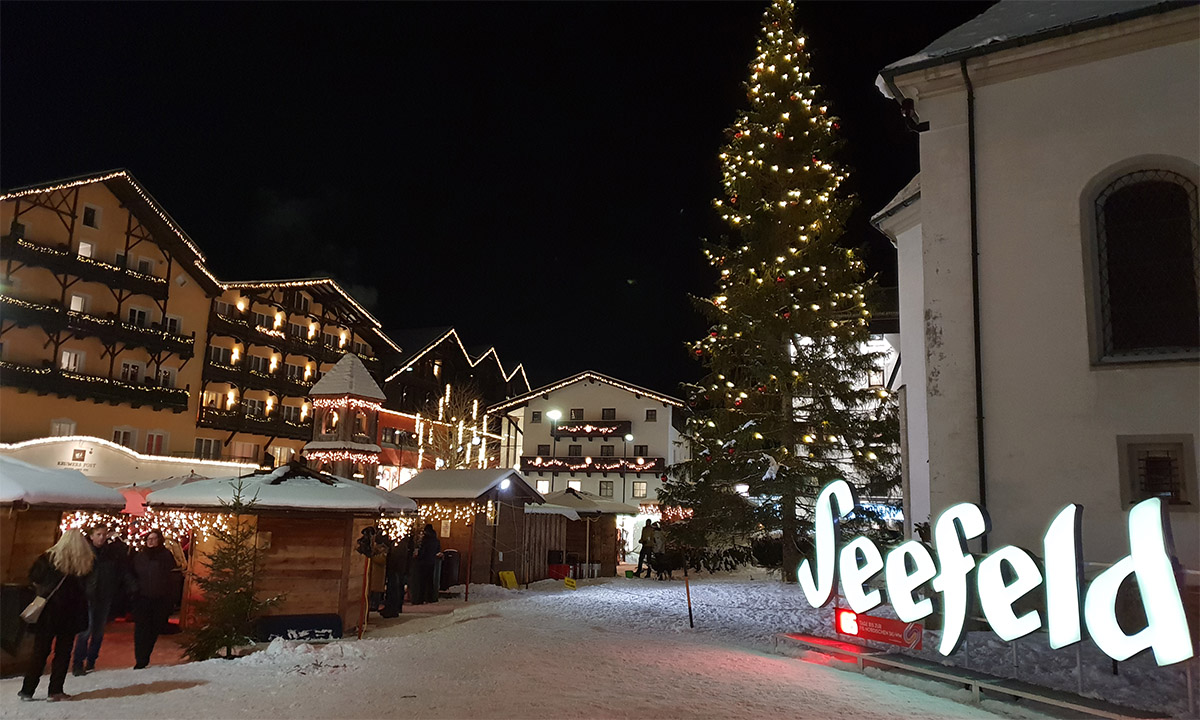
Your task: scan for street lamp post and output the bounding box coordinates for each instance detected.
[622,433,633,503]
[546,409,562,492]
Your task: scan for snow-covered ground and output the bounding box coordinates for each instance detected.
[2,570,1194,718]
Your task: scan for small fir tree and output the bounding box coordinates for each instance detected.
[660,0,899,581]
[183,478,282,660]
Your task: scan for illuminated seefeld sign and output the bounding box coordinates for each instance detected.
[797,480,1194,666]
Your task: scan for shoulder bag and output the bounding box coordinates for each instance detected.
[20,575,67,624]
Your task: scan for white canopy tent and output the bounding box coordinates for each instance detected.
[0,456,125,509]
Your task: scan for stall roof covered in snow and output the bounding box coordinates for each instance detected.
[870,174,921,230]
[395,468,543,502]
[524,503,581,521]
[542,488,639,515]
[881,0,1188,80]
[308,353,387,401]
[147,464,416,514]
[0,456,126,509]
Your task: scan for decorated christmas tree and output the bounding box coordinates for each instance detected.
[661,0,898,582]
[183,478,282,660]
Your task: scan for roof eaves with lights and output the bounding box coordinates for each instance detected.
[384,328,527,389]
[487,371,684,414]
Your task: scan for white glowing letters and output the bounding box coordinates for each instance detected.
[800,480,1194,666]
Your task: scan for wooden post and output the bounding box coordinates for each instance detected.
[357,555,369,639]
[684,561,694,628]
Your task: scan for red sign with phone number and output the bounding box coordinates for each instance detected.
[835,609,923,650]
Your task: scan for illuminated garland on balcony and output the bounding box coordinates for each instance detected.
[0,361,190,399]
[526,456,660,473]
[60,508,230,547]
[311,397,382,412]
[416,501,485,523]
[555,422,622,436]
[303,449,380,465]
[0,295,192,346]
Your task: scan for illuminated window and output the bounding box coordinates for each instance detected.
[599,481,613,497]
[632,482,648,499]
[645,409,657,422]
[76,241,93,258]
[536,480,550,494]
[322,410,339,434]
[567,480,581,491]
[601,408,616,420]
[530,411,542,424]
[60,349,83,373]
[570,408,584,421]
[272,446,295,466]
[600,445,615,457]
[537,444,551,455]
[49,419,76,436]
[82,205,100,229]
[68,294,87,312]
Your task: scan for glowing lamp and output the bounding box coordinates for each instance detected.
[624,434,634,442]
[499,479,511,491]
[546,410,562,421]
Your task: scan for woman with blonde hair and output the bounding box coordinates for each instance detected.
[18,530,92,702]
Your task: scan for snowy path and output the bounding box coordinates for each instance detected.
[1,575,1061,719]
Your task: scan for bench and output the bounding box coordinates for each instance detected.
[774,633,1169,720]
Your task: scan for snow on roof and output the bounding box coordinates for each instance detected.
[488,370,684,414]
[309,354,387,401]
[541,488,640,515]
[524,503,581,521]
[147,465,416,514]
[0,456,126,509]
[870,174,921,227]
[882,1,1186,78]
[302,440,382,453]
[394,469,543,501]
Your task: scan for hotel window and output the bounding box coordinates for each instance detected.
[272,446,295,466]
[567,480,581,491]
[77,241,93,258]
[353,341,370,356]
[127,307,149,328]
[599,481,613,497]
[1118,435,1197,508]
[634,445,648,457]
[282,289,309,314]
[323,332,340,348]
[112,427,136,449]
[68,294,87,313]
[645,409,657,422]
[280,405,302,424]
[568,445,582,457]
[120,362,142,384]
[536,479,550,494]
[1093,170,1198,360]
[285,363,305,381]
[115,251,127,268]
[10,221,25,237]
[288,322,306,338]
[49,419,76,437]
[157,367,176,388]
[60,349,83,373]
[632,482,648,499]
[247,355,270,374]
[214,300,234,316]
[82,205,99,229]
[244,398,266,418]
[252,311,273,328]
[530,411,542,424]
[208,346,232,365]
[194,437,222,460]
[164,316,182,334]
[231,442,261,463]
[600,445,615,457]
[601,408,616,420]
[145,432,167,456]
[537,444,551,456]
[570,408,584,421]
[137,257,154,275]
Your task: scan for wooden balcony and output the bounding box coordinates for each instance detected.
[1,295,195,358]
[207,310,322,358]
[201,361,314,399]
[0,360,190,411]
[550,419,632,439]
[519,455,665,475]
[197,406,312,441]
[1,235,168,300]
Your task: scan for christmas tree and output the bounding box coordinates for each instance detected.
[183,478,282,660]
[661,0,899,582]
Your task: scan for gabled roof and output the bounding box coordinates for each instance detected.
[0,456,125,509]
[384,327,530,389]
[393,468,543,501]
[880,0,1190,80]
[309,353,388,401]
[147,463,417,514]
[870,174,921,229]
[0,169,221,293]
[487,371,684,414]
[542,488,640,515]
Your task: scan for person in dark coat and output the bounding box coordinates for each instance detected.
[18,530,93,702]
[71,525,128,676]
[130,529,178,669]
[413,524,441,605]
[380,533,412,618]
[633,519,655,578]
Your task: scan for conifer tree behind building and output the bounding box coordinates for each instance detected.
[661,0,898,582]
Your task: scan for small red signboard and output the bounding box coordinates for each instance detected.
[835,609,923,650]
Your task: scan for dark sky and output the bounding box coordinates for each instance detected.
[0,1,992,396]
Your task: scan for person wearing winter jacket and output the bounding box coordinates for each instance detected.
[380,534,412,618]
[71,525,128,676]
[130,529,178,669]
[412,524,441,605]
[633,519,655,578]
[18,530,93,702]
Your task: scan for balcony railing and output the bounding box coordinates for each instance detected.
[1,235,168,300]
[207,310,381,374]
[0,360,190,411]
[0,295,195,358]
[550,419,632,439]
[520,455,664,475]
[202,360,314,398]
[197,406,313,441]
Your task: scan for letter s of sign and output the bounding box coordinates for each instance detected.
[1084,498,1194,666]
[797,479,856,607]
[931,502,990,656]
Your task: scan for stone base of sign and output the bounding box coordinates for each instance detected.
[774,633,1170,720]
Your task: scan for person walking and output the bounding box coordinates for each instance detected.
[414,523,441,605]
[368,535,390,613]
[380,533,411,618]
[71,524,127,676]
[18,530,92,702]
[130,529,178,669]
[633,519,654,578]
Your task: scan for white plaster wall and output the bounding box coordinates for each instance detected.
[916,37,1200,568]
[893,219,931,531]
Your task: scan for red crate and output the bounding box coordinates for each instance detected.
[547,564,570,580]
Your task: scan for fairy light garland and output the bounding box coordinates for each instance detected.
[303,449,380,465]
[526,456,663,473]
[60,508,230,547]
[312,397,383,412]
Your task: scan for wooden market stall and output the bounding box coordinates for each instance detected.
[542,488,639,579]
[0,456,126,675]
[147,461,415,639]
[392,469,558,586]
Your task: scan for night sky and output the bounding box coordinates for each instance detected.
[0,1,992,396]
